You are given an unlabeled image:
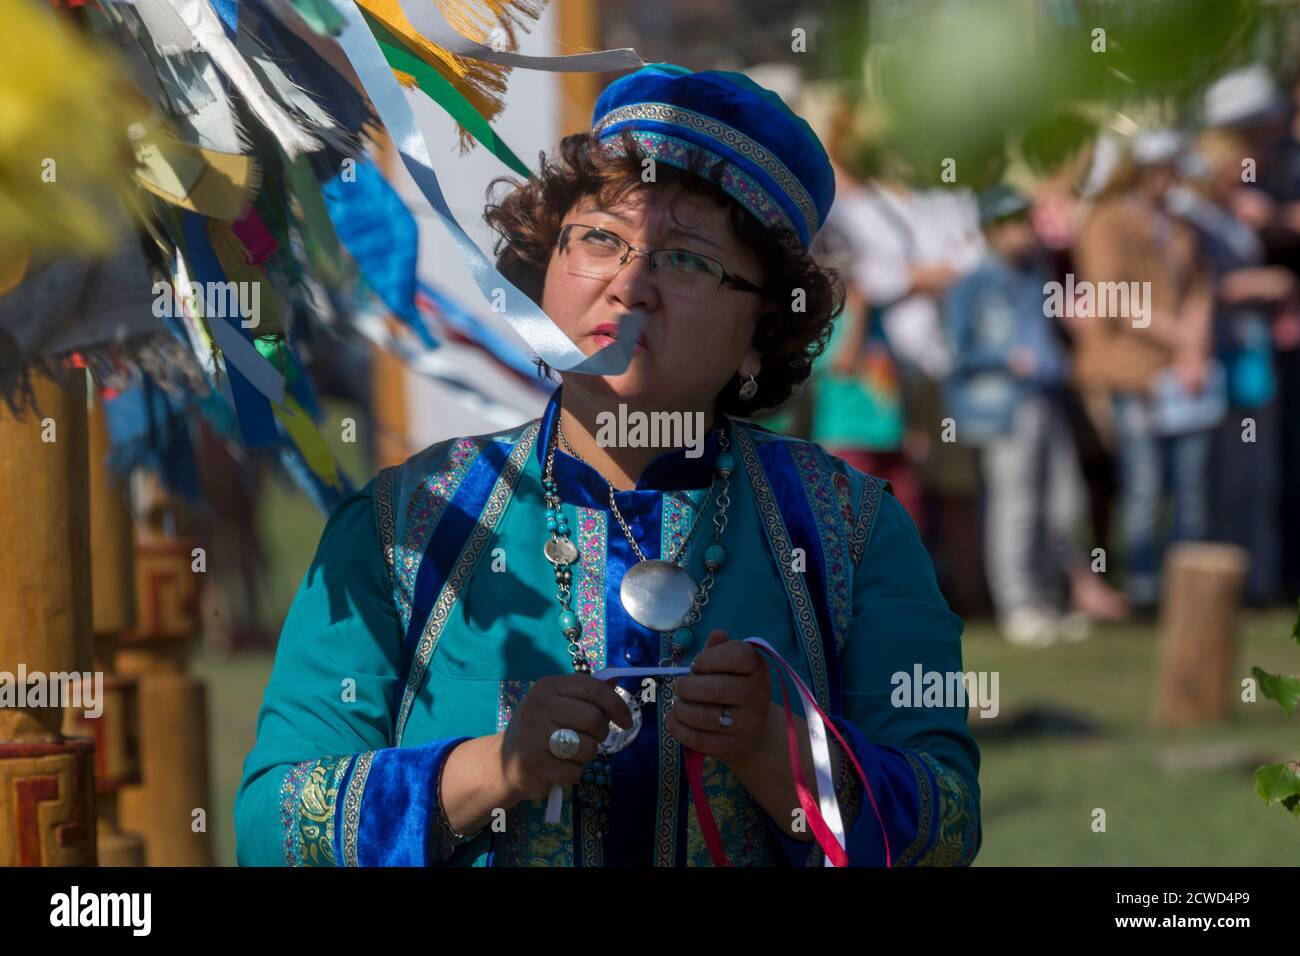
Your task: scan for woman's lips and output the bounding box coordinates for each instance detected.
[590,323,649,352]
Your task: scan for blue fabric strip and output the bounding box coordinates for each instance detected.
[180,211,279,448]
[210,0,238,39]
[322,159,433,347]
[754,440,843,713]
[356,737,472,866]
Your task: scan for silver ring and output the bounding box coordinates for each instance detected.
[717,708,734,730]
[548,728,581,760]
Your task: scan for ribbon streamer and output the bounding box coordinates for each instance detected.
[542,644,892,867]
[161,0,324,159]
[332,0,645,375]
[393,0,643,73]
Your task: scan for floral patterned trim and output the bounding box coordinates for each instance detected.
[278,761,312,866]
[394,438,483,635]
[734,426,831,710]
[340,750,375,867]
[496,680,532,732]
[606,130,800,241]
[394,423,540,744]
[913,752,980,866]
[594,102,819,242]
[376,465,398,591]
[575,507,608,671]
[280,754,355,866]
[787,443,853,656]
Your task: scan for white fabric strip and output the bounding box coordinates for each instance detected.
[331,0,645,374]
[744,638,845,866]
[394,0,643,72]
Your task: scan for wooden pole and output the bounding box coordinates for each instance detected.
[63,396,144,866]
[1154,542,1251,729]
[0,369,97,866]
[556,0,601,139]
[115,473,214,866]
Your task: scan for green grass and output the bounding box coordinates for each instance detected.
[965,610,1300,865]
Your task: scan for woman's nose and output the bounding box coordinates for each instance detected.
[606,252,660,312]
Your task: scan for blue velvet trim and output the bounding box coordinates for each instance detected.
[402,439,509,665]
[356,737,472,866]
[768,717,923,868]
[753,439,843,713]
[602,493,663,867]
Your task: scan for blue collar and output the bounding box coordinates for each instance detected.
[534,387,725,508]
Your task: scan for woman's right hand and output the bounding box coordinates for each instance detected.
[497,675,634,803]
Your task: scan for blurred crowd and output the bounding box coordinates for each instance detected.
[797,62,1300,647]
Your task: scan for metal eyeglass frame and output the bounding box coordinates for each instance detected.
[556,222,765,295]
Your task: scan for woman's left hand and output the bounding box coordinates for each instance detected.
[666,629,772,761]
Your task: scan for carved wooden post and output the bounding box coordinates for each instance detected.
[0,369,97,866]
[115,473,214,865]
[63,395,144,865]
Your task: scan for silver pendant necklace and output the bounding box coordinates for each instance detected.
[552,419,733,658]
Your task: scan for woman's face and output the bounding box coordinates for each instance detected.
[540,182,767,415]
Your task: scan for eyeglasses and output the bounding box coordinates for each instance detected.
[556,223,764,298]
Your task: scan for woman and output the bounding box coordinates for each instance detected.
[235,64,981,867]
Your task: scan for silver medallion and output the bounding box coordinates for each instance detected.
[619,559,699,633]
[597,685,642,755]
[544,537,580,565]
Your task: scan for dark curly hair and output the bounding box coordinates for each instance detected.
[482,129,844,415]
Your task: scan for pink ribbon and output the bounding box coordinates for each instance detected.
[685,638,893,868]
[231,209,280,265]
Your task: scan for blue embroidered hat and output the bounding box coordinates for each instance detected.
[591,63,835,250]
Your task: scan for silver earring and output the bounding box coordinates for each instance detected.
[738,374,758,401]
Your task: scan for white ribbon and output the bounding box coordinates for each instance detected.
[394,0,643,73]
[332,0,645,374]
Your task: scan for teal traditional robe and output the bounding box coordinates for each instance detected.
[235,387,981,866]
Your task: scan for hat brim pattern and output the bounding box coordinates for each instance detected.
[599,131,801,246]
[595,101,818,247]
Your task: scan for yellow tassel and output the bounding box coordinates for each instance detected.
[357,0,546,152]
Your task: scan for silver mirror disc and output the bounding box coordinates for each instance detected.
[597,685,642,754]
[619,559,698,633]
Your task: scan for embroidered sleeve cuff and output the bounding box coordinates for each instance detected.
[279,737,472,866]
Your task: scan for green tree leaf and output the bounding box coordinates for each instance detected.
[1255,762,1300,818]
[1251,666,1300,717]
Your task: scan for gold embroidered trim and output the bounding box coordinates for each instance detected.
[734,427,830,710]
